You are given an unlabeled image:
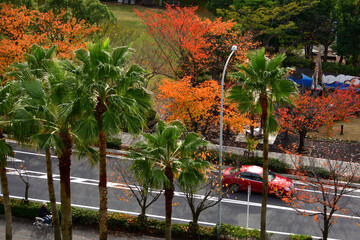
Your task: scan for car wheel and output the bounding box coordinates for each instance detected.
[228,183,241,193]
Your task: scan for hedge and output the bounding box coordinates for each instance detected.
[283,55,360,76]
[0,197,261,239]
[289,234,313,240]
[203,150,292,174]
[0,197,314,239]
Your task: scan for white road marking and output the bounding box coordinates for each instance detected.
[13,150,126,160]
[7,157,25,163]
[6,167,360,222]
[1,195,340,240]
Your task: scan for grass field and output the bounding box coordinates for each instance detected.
[103,2,214,28]
[308,116,360,142]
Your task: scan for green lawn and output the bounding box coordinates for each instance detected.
[103,2,214,27]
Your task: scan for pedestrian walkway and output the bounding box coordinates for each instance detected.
[0,215,162,240]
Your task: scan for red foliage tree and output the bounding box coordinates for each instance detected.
[135,5,256,84]
[277,89,360,153]
[0,4,99,80]
[283,155,360,240]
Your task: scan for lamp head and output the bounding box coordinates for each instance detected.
[231,45,237,52]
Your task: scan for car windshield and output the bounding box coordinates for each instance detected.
[268,172,276,182]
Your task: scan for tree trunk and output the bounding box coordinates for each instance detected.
[164,165,174,240]
[323,45,329,62]
[99,130,108,240]
[46,147,62,240]
[0,164,12,240]
[297,130,307,153]
[24,182,29,202]
[322,215,330,240]
[58,131,73,240]
[95,97,108,240]
[260,97,269,240]
[189,213,200,240]
[339,55,343,65]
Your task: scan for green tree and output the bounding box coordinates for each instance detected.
[334,0,360,66]
[0,0,37,9]
[128,120,208,240]
[293,0,336,60]
[206,0,234,15]
[218,0,314,53]
[65,39,152,240]
[228,48,297,239]
[44,0,115,24]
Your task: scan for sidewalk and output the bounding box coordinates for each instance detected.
[0,215,162,240]
[115,132,360,177]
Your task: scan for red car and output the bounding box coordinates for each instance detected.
[222,165,294,197]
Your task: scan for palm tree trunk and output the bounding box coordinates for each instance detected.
[99,130,108,240]
[0,164,12,240]
[46,147,62,240]
[260,98,269,240]
[164,165,174,240]
[58,131,73,240]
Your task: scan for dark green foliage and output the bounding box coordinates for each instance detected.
[219,223,266,239]
[290,234,313,240]
[206,0,234,15]
[44,0,115,24]
[0,0,37,9]
[0,197,264,239]
[106,137,122,149]
[299,165,331,179]
[283,55,360,76]
[283,55,314,69]
[322,61,360,76]
[203,150,291,174]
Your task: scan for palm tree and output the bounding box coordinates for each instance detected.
[8,45,62,240]
[0,139,13,240]
[0,77,20,240]
[64,39,152,240]
[9,45,97,240]
[228,48,297,239]
[129,120,208,240]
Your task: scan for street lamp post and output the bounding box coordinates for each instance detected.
[217,45,237,239]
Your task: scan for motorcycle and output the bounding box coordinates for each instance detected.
[33,215,52,229]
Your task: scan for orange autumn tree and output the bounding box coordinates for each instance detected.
[0,4,99,80]
[135,5,256,84]
[157,77,251,138]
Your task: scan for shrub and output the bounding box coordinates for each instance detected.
[203,150,291,174]
[0,197,267,239]
[299,165,330,179]
[289,234,313,240]
[283,55,360,76]
[106,137,122,150]
[283,55,314,69]
[219,223,266,240]
[322,61,360,76]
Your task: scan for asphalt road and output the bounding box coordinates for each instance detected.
[3,143,360,240]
